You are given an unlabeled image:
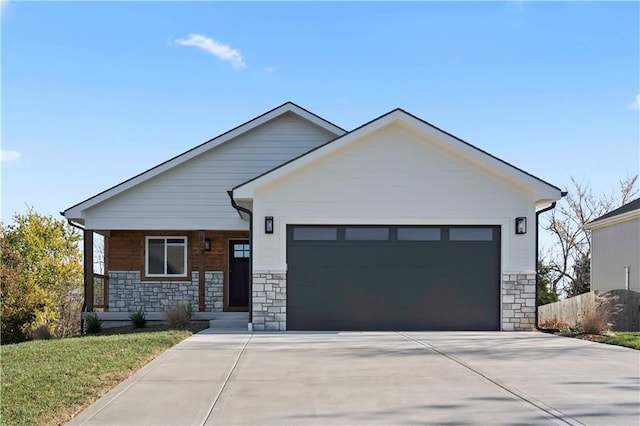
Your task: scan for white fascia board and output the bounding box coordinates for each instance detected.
[234,109,563,201]
[583,209,640,230]
[62,103,345,219]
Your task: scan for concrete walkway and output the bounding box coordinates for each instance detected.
[70,330,640,425]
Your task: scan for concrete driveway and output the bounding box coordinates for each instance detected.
[70,331,640,425]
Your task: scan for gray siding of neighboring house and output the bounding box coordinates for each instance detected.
[82,112,338,230]
[591,218,640,292]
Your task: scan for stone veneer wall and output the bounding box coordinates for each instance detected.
[252,272,287,331]
[108,271,223,312]
[502,273,536,331]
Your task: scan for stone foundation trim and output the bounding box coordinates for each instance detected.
[108,270,223,313]
[252,272,286,331]
[502,273,536,331]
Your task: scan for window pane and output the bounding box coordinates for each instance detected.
[234,250,244,258]
[449,228,493,241]
[167,238,184,244]
[293,227,337,241]
[243,244,250,251]
[167,244,185,274]
[148,239,165,274]
[345,228,389,241]
[397,228,441,241]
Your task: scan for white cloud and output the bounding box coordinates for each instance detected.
[174,34,246,69]
[629,94,640,110]
[264,66,276,74]
[0,149,22,163]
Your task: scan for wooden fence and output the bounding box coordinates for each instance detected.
[539,290,640,331]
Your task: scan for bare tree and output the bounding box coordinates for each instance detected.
[541,175,638,298]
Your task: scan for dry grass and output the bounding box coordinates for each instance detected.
[539,318,570,329]
[579,293,616,335]
[164,303,194,329]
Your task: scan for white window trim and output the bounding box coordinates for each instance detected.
[145,236,188,277]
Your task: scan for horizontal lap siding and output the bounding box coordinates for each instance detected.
[252,123,537,272]
[84,113,337,230]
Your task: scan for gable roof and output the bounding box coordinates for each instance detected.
[232,107,563,203]
[584,198,640,230]
[62,102,346,220]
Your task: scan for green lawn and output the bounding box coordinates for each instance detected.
[597,332,640,350]
[1,330,193,426]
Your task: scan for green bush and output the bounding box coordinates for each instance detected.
[84,313,102,334]
[164,303,193,329]
[129,309,147,328]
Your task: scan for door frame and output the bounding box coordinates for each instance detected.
[225,238,250,312]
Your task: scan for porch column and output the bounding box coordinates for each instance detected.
[198,230,206,311]
[84,229,94,312]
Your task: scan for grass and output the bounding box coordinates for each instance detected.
[596,332,640,350]
[0,327,202,426]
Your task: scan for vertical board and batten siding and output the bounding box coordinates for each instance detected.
[251,123,537,272]
[591,218,640,292]
[83,113,337,230]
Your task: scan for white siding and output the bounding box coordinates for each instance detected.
[252,123,538,272]
[591,218,640,291]
[84,113,337,230]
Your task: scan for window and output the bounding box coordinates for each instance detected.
[146,237,187,276]
[233,243,250,258]
[345,227,389,241]
[397,227,441,241]
[449,228,493,241]
[293,227,338,241]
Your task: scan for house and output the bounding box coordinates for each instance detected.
[62,102,563,331]
[584,198,640,292]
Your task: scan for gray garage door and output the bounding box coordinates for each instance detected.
[287,225,500,331]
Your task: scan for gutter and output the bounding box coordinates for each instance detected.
[534,191,567,333]
[63,216,87,336]
[226,191,254,331]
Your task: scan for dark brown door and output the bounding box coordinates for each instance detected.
[228,240,250,309]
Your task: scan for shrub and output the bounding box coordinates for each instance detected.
[84,313,102,334]
[129,309,147,328]
[540,318,569,330]
[164,303,193,329]
[579,293,617,335]
[29,324,53,340]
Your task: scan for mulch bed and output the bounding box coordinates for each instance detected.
[91,321,210,336]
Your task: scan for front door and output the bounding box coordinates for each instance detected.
[228,240,250,310]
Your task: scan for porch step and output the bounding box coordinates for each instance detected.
[208,319,248,330]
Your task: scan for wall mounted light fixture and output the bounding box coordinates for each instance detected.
[265,216,274,234]
[204,238,212,251]
[515,217,527,234]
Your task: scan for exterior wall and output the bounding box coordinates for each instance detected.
[591,218,639,292]
[248,123,546,331]
[501,273,536,331]
[251,123,537,274]
[84,113,337,230]
[107,230,248,279]
[108,271,223,312]
[252,272,286,331]
[106,230,248,311]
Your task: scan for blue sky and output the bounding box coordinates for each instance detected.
[1,1,639,223]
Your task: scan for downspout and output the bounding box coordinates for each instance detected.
[227,191,254,331]
[64,216,87,336]
[534,191,567,333]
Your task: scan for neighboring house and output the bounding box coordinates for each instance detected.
[62,102,563,331]
[584,198,640,292]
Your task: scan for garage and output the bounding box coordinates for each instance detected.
[287,225,501,331]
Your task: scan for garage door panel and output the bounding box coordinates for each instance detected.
[287,225,500,331]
